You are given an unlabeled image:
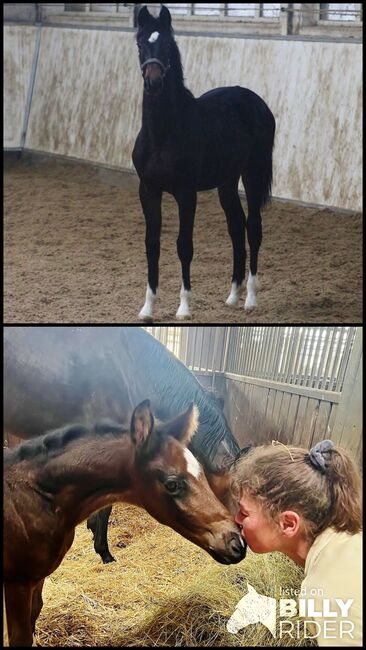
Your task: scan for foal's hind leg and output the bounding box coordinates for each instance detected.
[173,189,197,319]
[242,177,262,309]
[138,181,163,322]
[217,181,246,306]
[87,505,115,564]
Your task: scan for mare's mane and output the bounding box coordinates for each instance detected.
[141,338,239,470]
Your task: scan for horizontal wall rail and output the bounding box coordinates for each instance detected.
[223,372,342,403]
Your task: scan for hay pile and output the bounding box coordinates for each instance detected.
[35,503,315,647]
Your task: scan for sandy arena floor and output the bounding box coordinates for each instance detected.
[4,157,362,324]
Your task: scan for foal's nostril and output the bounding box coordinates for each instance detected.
[207,532,246,565]
[229,533,247,559]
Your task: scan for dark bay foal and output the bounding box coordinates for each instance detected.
[4,400,245,646]
[132,5,275,320]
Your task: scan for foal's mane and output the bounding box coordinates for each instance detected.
[4,421,128,465]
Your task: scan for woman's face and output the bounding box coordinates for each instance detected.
[234,492,282,553]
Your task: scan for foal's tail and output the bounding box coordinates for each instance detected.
[245,109,276,210]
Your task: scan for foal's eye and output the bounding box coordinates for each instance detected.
[165,479,179,493]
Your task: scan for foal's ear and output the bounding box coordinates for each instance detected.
[159,5,172,30]
[137,6,151,28]
[131,399,154,448]
[167,404,199,446]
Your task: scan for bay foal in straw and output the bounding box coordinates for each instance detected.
[4,400,246,646]
[133,5,276,320]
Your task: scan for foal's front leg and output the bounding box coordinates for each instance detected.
[5,581,34,646]
[174,190,197,319]
[138,181,162,322]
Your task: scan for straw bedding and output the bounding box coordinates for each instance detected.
[35,503,315,647]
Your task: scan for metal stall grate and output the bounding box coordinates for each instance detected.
[224,326,356,392]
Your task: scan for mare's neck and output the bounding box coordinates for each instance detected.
[37,435,137,527]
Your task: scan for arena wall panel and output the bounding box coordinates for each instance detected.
[4,25,362,210]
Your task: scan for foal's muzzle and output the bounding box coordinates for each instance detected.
[141,57,170,96]
[209,532,247,565]
[144,74,163,96]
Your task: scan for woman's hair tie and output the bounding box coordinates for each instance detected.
[308,439,334,473]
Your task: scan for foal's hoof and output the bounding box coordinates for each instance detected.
[225,283,243,307]
[176,310,191,320]
[138,309,154,322]
[225,295,239,307]
[244,295,258,310]
[101,553,116,564]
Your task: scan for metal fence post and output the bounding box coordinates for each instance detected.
[330,328,362,457]
[179,327,188,364]
[222,327,232,373]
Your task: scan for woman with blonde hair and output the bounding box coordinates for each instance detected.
[231,440,362,646]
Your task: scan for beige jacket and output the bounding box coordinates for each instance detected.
[301,528,362,647]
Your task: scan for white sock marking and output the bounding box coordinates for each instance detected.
[244,273,259,309]
[183,448,201,479]
[176,284,191,319]
[138,284,156,321]
[226,282,243,306]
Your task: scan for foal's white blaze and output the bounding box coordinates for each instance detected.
[183,448,201,479]
[244,272,259,309]
[148,31,160,43]
[138,284,156,321]
[176,284,191,319]
[226,281,243,307]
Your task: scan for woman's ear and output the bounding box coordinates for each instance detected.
[279,511,302,537]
